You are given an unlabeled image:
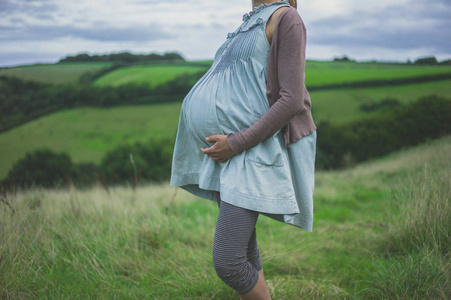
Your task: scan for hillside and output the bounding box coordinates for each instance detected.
[0,62,112,84]
[92,64,209,87]
[1,135,449,298]
[91,60,451,88]
[1,78,451,178]
[305,61,451,87]
[3,60,451,88]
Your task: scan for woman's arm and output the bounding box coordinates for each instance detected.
[227,7,307,154]
[202,7,307,162]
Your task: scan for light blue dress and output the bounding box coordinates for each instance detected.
[170,0,317,231]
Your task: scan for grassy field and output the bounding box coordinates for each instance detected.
[0,62,112,84]
[0,103,182,178]
[1,78,451,178]
[92,64,209,87]
[304,61,451,87]
[90,61,451,88]
[1,135,449,299]
[2,60,451,88]
[310,78,451,124]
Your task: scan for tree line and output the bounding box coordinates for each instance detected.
[59,52,185,63]
[1,137,174,191]
[333,55,451,65]
[3,69,451,134]
[2,95,450,191]
[0,71,205,133]
[316,95,451,169]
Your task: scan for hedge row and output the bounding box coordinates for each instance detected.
[317,95,451,169]
[0,71,205,133]
[2,95,450,190]
[1,137,174,191]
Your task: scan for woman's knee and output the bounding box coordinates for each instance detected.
[212,250,259,293]
[212,246,243,278]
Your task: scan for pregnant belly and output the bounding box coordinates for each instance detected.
[183,74,268,145]
[183,80,224,146]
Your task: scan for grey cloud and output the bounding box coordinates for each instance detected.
[0,23,173,42]
[0,0,59,16]
[308,0,451,54]
[0,0,15,13]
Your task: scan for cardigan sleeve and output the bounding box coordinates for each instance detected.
[227,8,307,154]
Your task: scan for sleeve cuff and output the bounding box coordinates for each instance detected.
[226,132,246,155]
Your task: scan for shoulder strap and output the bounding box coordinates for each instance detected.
[245,1,291,25]
[228,1,291,38]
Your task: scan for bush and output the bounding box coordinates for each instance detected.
[1,137,175,190]
[316,95,451,169]
[59,51,185,63]
[4,149,77,189]
[360,98,400,112]
[333,55,355,62]
[414,56,438,64]
[100,137,174,186]
[73,162,98,188]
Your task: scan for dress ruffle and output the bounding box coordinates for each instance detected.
[243,0,290,21]
[229,1,289,38]
[227,18,265,39]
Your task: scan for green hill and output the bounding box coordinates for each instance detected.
[0,103,181,178]
[0,62,112,84]
[92,64,209,87]
[1,134,449,298]
[305,61,451,87]
[90,60,451,88]
[2,59,451,178]
[1,78,451,178]
[3,60,451,88]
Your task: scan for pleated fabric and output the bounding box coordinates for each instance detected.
[170,1,316,231]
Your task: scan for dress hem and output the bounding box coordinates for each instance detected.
[170,173,300,215]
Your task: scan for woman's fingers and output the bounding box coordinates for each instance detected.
[205,135,221,143]
[200,134,233,163]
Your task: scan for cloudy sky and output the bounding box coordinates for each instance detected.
[1,0,450,66]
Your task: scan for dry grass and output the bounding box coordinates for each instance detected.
[1,136,450,299]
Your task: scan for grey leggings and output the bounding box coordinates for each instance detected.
[213,199,262,295]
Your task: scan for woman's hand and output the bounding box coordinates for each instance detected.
[200,135,234,163]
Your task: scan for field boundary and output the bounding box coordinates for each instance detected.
[309,72,451,91]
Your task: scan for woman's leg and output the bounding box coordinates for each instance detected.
[216,199,263,272]
[213,200,270,298]
[247,227,263,272]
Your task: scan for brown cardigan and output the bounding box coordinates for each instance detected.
[227,7,316,154]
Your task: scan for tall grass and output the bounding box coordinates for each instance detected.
[361,250,449,299]
[1,137,450,298]
[386,166,450,255]
[360,164,451,299]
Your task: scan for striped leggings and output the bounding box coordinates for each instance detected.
[213,199,262,295]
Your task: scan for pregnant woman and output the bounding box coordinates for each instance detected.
[170,0,316,298]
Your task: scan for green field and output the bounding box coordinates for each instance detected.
[311,78,451,124]
[304,61,451,87]
[3,60,450,89]
[0,62,112,84]
[0,103,182,178]
[92,64,209,87]
[1,136,449,298]
[1,78,451,178]
[90,61,451,88]
[1,59,450,298]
